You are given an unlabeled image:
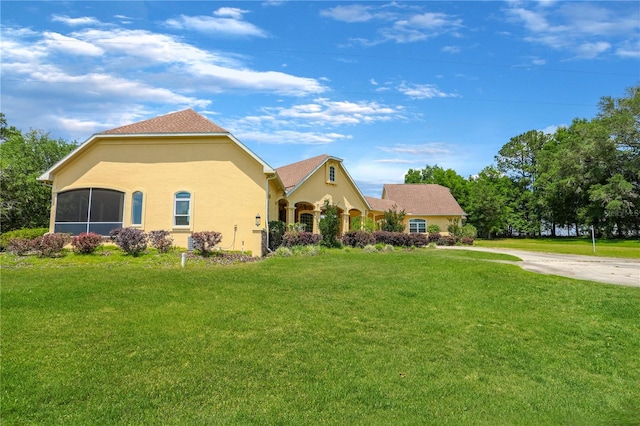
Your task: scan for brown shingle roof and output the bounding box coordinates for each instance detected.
[382,184,466,216]
[276,154,329,191]
[365,196,397,212]
[100,109,228,134]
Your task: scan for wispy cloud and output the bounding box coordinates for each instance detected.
[398,82,459,99]
[51,15,102,27]
[321,3,463,45]
[504,2,639,59]
[164,7,268,38]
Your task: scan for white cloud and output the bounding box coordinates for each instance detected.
[398,82,459,99]
[504,2,639,59]
[237,130,349,145]
[442,45,460,54]
[380,143,452,156]
[51,15,102,27]
[320,5,378,23]
[165,8,268,38]
[43,32,104,56]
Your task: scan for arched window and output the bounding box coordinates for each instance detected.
[131,191,143,226]
[174,191,191,227]
[55,188,124,235]
[329,165,336,182]
[409,218,426,234]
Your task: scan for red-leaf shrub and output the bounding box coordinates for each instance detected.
[437,235,457,246]
[191,231,223,255]
[112,227,148,256]
[6,238,33,255]
[428,232,441,244]
[281,231,321,247]
[33,233,70,257]
[341,231,375,248]
[460,237,475,245]
[408,233,429,248]
[149,230,173,253]
[373,231,412,247]
[72,232,103,254]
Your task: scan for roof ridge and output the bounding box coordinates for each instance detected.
[99,109,228,135]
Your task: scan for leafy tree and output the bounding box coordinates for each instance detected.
[495,130,549,236]
[380,204,406,233]
[319,200,341,248]
[0,123,76,232]
[466,167,511,238]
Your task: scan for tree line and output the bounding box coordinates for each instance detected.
[1,85,638,238]
[405,84,639,239]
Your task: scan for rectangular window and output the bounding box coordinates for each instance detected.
[174,191,191,227]
[132,191,143,225]
[409,219,426,234]
[329,165,336,182]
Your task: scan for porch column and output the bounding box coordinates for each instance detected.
[341,212,350,235]
[313,207,321,234]
[286,206,296,227]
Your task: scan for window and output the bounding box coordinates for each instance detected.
[131,191,143,226]
[409,219,426,234]
[299,213,314,232]
[55,188,124,235]
[174,191,191,227]
[329,165,336,182]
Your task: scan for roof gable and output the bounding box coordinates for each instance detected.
[100,109,228,134]
[382,184,466,216]
[275,154,329,192]
[38,109,273,181]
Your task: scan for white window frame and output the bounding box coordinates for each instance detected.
[409,218,426,234]
[173,191,191,228]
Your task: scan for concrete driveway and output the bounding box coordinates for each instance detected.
[440,246,640,287]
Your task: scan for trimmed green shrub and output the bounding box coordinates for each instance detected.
[461,224,478,239]
[148,230,173,253]
[191,231,222,255]
[111,227,148,256]
[72,232,103,254]
[427,224,441,233]
[362,244,377,253]
[32,233,70,257]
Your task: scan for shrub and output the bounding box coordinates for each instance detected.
[6,238,33,255]
[268,221,286,251]
[319,200,341,248]
[341,230,375,248]
[373,231,411,247]
[461,224,478,239]
[427,224,441,234]
[460,237,475,246]
[33,233,70,257]
[408,233,429,248]
[282,231,321,247]
[148,230,173,253]
[428,232,441,244]
[362,244,377,253]
[448,218,462,237]
[382,244,394,252]
[112,227,148,256]
[380,205,406,232]
[437,235,457,246]
[273,246,293,257]
[1,228,49,250]
[191,231,222,255]
[72,232,103,254]
[350,216,375,232]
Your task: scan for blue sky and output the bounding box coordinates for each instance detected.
[2,1,638,196]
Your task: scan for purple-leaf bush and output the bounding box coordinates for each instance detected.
[281,231,322,247]
[72,232,103,254]
[341,231,375,248]
[111,227,148,256]
[32,233,70,257]
[191,231,223,255]
[148,230,173,253]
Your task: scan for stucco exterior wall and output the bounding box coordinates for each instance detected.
[48,135,268,255]
[285,161,368,215]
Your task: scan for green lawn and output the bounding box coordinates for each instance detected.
[2,249,639,425]
[476,237,640,258]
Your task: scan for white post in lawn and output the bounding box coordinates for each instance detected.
[591,225,596,254]
[181,252,187,268]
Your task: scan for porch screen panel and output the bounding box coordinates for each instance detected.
[54,188,124,235]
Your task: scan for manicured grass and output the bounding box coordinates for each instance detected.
[476,237,640,259]
[2,249,639,424]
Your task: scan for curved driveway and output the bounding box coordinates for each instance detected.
[440,246,639,287]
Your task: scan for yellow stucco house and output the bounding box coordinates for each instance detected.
[39,109,465,256]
